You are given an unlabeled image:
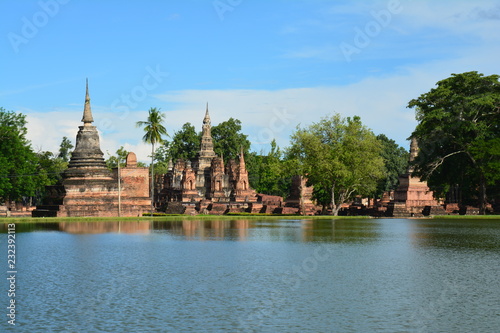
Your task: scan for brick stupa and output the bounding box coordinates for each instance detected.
[387,138,441,217]
[33,80,151,217]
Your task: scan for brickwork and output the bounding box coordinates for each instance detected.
[387,138,441,217]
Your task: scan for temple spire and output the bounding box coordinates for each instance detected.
[239,146,246,171]
[203,102,210,124]
[199,103,215,158]
[407,137,419,173]
[82,78,94,125]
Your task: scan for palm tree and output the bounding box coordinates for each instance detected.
[136,107,168,216]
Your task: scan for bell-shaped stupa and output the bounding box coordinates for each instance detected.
[64,79,113,181]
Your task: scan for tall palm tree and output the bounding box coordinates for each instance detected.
[136,107,168,216]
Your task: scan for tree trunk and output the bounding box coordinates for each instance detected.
[479,173,487,215]
[299,181,305,216]
[151,143,155,216]
[331,183,338,216]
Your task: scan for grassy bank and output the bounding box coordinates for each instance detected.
[0,214,372,223]
[431,214,500,220]
[3,214,498,224]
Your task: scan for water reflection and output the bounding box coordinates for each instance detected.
[0,221,151,234]
[410,219,500,251]
[152,220,252,241]
[0,218,383,243]
[300,218,381,243]
[1,218,499,332]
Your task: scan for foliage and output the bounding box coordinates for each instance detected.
[34,151,68,203]
[212,118,251,160]
[106,146,129,169]
[375,134,409,196]
[0,108,41,202]
[408,71,500,214]
[287,113,385,215]
[157,122,201,163]
[36,151,67,184]
[246,140,292,198]
[136,107,168,147]
[57,136,74,162]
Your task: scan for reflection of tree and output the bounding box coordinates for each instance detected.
[301,219,382,243]
[3,219,382,243]
[410,219,500,251]
[160,220,251,241]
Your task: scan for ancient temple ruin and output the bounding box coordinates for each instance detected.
[32,80,150,217]
[159,106,259,214]
[386,138,442,217]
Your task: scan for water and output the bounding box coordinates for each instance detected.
[1,218,500,332]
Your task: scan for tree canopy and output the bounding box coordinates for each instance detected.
[287,114,384,215]
[246,140,292,198]
[163,122,201,162]
[376,134,408,196]
[106,146,130,169]
[212,118,251,160]
[57,136,74,162]
[408,71,500,214]
[0,108,40,202]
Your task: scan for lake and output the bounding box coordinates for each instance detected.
[1,218,500,332]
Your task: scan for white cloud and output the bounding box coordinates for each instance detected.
[25,106,154,163]
[25,43,499,164]
[25,109,80,153]
[154,81,420,153]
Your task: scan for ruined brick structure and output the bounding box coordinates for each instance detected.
[284,175,317,215]
[160,106,258,214]
[32,80,150,217]
[387,138,442,217]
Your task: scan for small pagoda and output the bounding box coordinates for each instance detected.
[32,80,151,217]
[387,138,442,217]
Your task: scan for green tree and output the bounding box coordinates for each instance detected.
[136,107,168,215]
[106,146,129,169]
[160,122,201,162]
[0,108,39,203]
[408,71,500,214]
[247,140,292,197]
[376,134,409,196]
[287,114,385,215]
[212,118,251,160]
[34,151,67,204]
[57,136,74,162]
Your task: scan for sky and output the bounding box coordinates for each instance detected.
[2,0,500,162]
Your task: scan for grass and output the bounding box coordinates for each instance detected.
[4,213,499,224]
[431,214,500,220]
[0,214,373,224]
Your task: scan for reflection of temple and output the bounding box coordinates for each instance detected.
[58,221,151,234]
[159,106,258,214]
[32,80,151,217]
[153,220,251,241]
[387,138,443,217]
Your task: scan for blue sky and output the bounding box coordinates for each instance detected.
[2,0,500,162]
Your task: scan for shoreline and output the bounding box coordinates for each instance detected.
[1,214,499,224]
